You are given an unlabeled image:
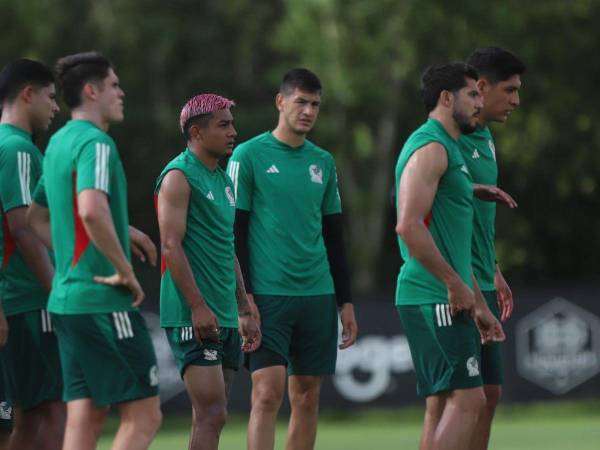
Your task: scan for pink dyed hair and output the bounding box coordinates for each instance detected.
[179,93,235,133]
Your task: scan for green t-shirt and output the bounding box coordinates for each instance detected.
[156,149,238,328]
[227,132,341,296]
[395,118,474,305]
[0,124,48,315]
[41,120,133,314]
[459,127,497,291]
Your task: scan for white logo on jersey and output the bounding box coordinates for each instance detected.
[225,186,235,206]
[472,149,480,159]
[149,365,159,386]
[467,357,480,377]
[460,165,470,175]
[309,164,323,184]
[206,191,215,201]
[488,140,496,161]
[203,349,218,361]
[266,165,280,174]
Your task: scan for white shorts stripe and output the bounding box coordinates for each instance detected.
[121,312,134,338]
[446,305,453,326]
[435,304,442,327]
[46,310,53,332]
[113,312,124,339]
[41,309,47,333]
[440,304,448,326]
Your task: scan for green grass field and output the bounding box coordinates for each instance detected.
[98,400,600,449]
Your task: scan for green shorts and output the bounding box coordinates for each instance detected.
[397,304,483,397]
[0,309,62,410]
[0,369,13,431]
[52,311,159,406]
[165,326,242,377]
[480,290,504,385]
[247,295,338,376]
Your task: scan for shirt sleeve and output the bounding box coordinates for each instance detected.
[32,174,48,207]
[321,156,342,215]
[75,138,118,196]
[226,145,253,211]
[0,144,34,212]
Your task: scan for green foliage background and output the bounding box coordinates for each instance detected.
[2,0,598,294]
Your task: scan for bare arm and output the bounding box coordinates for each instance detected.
[471,274,505,343]
[6,206,54,291]
[128,225,157,266]
[157,170,218,342]
[234,255,261,351]
[26,201,53,250]
[395,143,474,314]
[234,256,252,317]
[78,189,144,306]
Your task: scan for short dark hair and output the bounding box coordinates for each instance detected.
[0,59,54,105]
[55,51,112,108]
[183,114,213,139]
[421,63,479,113]
[466,47,525,84]
[280,68,322,95]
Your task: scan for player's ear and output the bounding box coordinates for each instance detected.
[476,78,488,94]
[439,90,453,108]
[275,93,284,112]
[20,85,35,104]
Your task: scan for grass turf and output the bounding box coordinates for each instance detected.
[98,400,600,449]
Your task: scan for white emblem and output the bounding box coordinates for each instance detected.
[206,191,215,201]
[149,365,159,386]
[488,140,496,161]
[203,349,218,361]
[472,149,480,159]
[460,165,470,175]
[0,402,12,420]
[467,356,480,377]
[266,165,280,173]
[309,164,323,184]
[225,186,235,206]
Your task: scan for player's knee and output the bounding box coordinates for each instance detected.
[289,385,321,412]
[252,384,284,412]
[194,403,227,432]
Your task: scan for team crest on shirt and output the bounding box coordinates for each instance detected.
[149,365,159,386]
[309,164,323,184]
[466,356,480,377]
[488,140,496,161]
[225,186,235,206]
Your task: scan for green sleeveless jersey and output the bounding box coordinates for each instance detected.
[0,124,48,315]
[226,132,341,296]
[42,120,133,314]
[459,127,497,291]
[156,149,238,328]
[395,118,474,305]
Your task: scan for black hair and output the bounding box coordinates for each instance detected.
[466,47,525,84]
[0,58,54,104]
[421,63,479,113]
[279,68,322,95]
[55,51,112,108]
[183,113,213,139]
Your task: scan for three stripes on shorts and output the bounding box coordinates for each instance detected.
[40,309,53,333]
[113,312,134,339]
[435,304,453,327]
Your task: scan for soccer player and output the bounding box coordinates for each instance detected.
[227,68,358,450]
[155,93,260,450]
[27,52,161,450]
[459,47,525,450]
[0,58,64,450]
[394,63,505,450]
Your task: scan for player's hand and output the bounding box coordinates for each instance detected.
[339,303,358,349]
[0,313,8,347]
[447,278,476,315]
[191,303,220,345]
[94,270,145,307]
[473,184,518,208]
[473,305,506,344]
[129,225,157,266]
[494,266,513,321]
[246,293,261,329]
[239,313,261,353]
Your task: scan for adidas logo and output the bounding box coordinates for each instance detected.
[206,191,215,200]
[460,165,469,174]
[472,149,480,159]
[266,165,280,174]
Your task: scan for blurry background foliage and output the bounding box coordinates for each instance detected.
[2,0,598,296]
